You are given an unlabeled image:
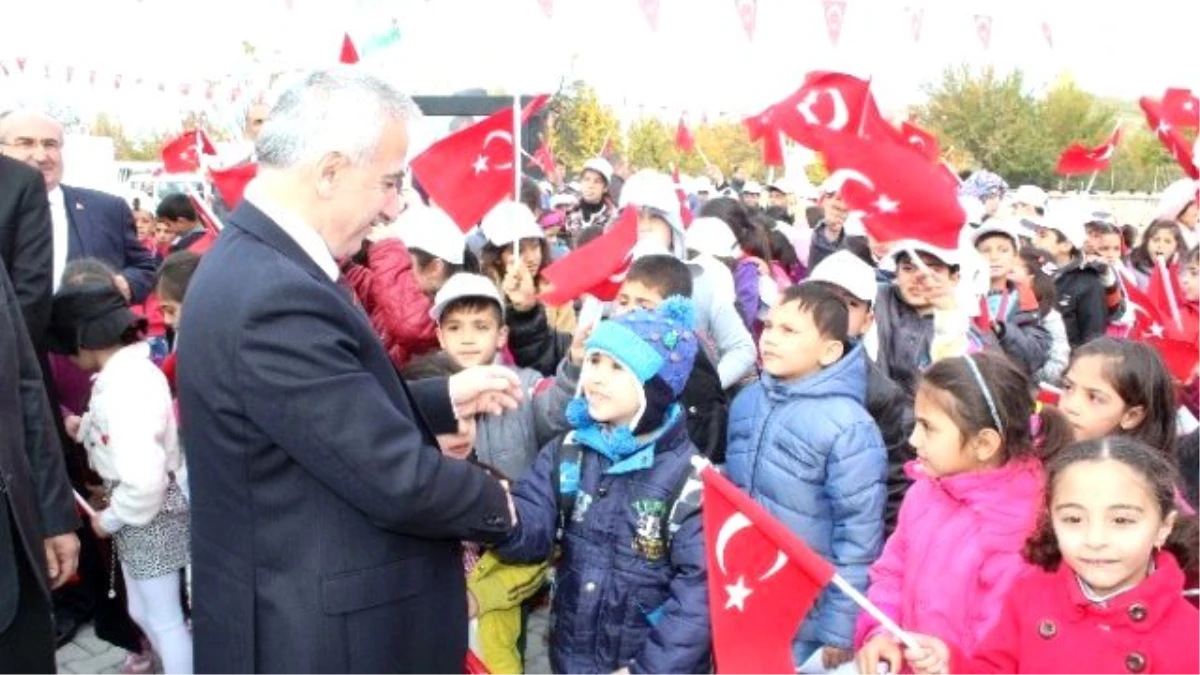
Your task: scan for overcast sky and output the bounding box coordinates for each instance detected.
[2,0,1197,134]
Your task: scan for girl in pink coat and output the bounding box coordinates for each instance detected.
[855,351,1075,674]
[905,437,1199,674]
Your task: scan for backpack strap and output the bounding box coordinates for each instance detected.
[552,433,583,540]
[661,457,704,550]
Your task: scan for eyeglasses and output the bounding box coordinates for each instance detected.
[1,138,62,151]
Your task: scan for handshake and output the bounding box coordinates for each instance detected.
[445,365,524,528]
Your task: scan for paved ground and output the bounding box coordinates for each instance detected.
[55,622,134,674]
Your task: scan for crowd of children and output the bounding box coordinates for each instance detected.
[44,156,1199,674]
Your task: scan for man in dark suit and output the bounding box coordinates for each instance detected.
[0,254,79,672]
[0,110,156,303]
[0,154,53,345]
[178,69,522,673]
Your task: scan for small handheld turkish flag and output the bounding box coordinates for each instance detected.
[701,463,834,674]
[1161,88,1199,131]
[1123,263,1199,381]
[410,95,549,232]
[538,207,639,305]
[1055,124,1122,176]
[528,140,558,179]
[815,128,966,250]
[1140,96,1200,180]
[161,130,216,174]
[209,163,258,210]
[743,106,785,167]
[672,165,693,228]
[339,33,359,64]
[676,116,695,153]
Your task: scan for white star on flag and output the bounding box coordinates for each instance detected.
[724,575,753,611]
[873,194,899,214]
[1146,323,1165,338]
[1157,122,1172,135]
[472,155,489,174]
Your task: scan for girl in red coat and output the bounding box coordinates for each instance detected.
[906,436,1199,674]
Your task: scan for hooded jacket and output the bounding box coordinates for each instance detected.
[725,342,887,652]
[854,459,1043,656]
[1053,259,1108,348]
[341,238,439,370]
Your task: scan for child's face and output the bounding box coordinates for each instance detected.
[134,211,156,239]
[159,295,182,331]
[154,222,173,245]
[1181,257,1200,303]
[1095,232,1123,265]
[636,213,674,252]
[976,235,1016,283]
[435,416,476,460]
[1147,228,1179,261]
[909,385,991,478]
[1051,458,1176,595]
[414,259,450,295]
[1034,228,1071,260]
[437,306,506,368]
[1060,355,1145,443]
[759,301,842,381]
[614,280,665,315]
[501,239,544,277]
[894,255,957,311]
[581,352,643,427]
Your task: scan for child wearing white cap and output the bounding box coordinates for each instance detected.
[565,157,618,232]
[1031,205,1113,348]
[478,201,577,333]
[970,221,1053,378]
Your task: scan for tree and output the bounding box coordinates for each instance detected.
[626,116,675,171]
[547,82,623,175]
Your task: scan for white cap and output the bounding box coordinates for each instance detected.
[971,218,1022,248]
[741,180,763,194]
[808,250,878,303]
[692,176,715,194]
[1012,185,1048,209]
[429,273,505,323]
[766,178,791,194]
[550,193,577,209]
[686,217,739,258]
[398,206,465,265]
[1040,202,1089,250]
[480,201,543,246]
[882,239,963,269]
[1156,178,1199,222]
[958,195,985,227]
[581,157,613,184]
[618,170,684,230]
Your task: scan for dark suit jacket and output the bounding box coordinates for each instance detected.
[177,201,513,673]
[60,185,157,303]
[0,257,78,633]
[0,155,53,345]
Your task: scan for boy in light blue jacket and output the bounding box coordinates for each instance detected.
[725,282,886,671]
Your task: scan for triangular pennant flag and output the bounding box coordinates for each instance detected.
[822,0,847,47]
[639,0,661,32]
[1041,20,1054,49]
[538,207,639,305]
[339,32,360,64]
[536,0,553,18]
[906,6,924,43]
[974,14,993,50]
[701,463,835,673]
[734,0,757,41]
[676,116,696,153]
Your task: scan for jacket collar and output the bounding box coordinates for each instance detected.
[1058,551,1187,633]
[226,198,337,287]
[760,341,868,405]
[904,458,1043,536]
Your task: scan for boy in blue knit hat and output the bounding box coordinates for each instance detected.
[494,297,711,674]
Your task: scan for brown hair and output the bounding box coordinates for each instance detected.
[918,350,1072,463]
[1023,436,1199,578]
[479,238,551,285]
[1130,219,1185,271]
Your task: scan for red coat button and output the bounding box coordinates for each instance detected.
[1038,620,1057,639]
[1125,652,1146,673]
[1128,603,1147,622]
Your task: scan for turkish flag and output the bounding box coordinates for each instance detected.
[528,140,558,179]
[768,72,899,151]
[410,95,549,232]
[161,130,216,174]
[1055,125,1122,176]
[538,207,638,305]
[734,0,757,41]
[1162,88,1199,130]
[900,121,940,162]
[536,0,553,19]
[1124,265,1199,381]
[974,14,992,50]
[701,464,834,674]
[339,33,360,64]
[814,127,966,250]
[822,0,847,47]
[676,116,696,153]
[1145,261,1190,336]
[209,163,258,210]
[672,165,693,228]
[744,106,785,167]
[1140,96,1200,180]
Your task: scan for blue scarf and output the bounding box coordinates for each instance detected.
[565,397,681,475]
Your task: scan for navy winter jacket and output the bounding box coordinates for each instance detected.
[495,415,711,674]
[725,343,886,654]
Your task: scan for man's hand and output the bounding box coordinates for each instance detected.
[503,262,538,312]
[448,366,523,418]
[43,533,80,589]
[112,274,132,302]
[821,646,854,670]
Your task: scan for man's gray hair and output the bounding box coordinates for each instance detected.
[255,69,420,169]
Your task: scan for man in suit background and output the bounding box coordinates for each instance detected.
[178,69,522,673]
[0,154,53,346]
[0,250,79,672]
[0,110,156,303]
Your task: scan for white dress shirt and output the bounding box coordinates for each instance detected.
[243,183,339,281]
[48,186,69,292]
